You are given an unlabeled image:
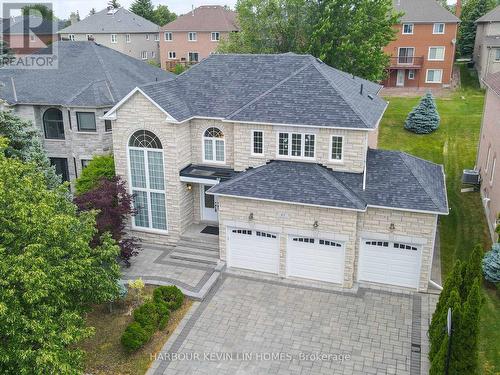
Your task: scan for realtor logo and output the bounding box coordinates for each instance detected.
[1,2,58,69]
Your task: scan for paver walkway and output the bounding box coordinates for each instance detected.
[148,274,434,375]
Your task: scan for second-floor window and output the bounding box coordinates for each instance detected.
[188,32,197,41]
[43,108,65,140]
[211,32,220,41]
[155,34,159,41]
[252,130,263,155]
[402,23,413,34]
[495,49,500,62]
[428,47,445,61]
[164,32,173,41]
[126,34,131,43]
[398,47,414,64]
[433,23,445,34]
[203,127,225,163]
[86,34,93,40]
[111,34,117,43]
[278,132,315,159]
[68,34,75,41]
[76,112,96,132]
[330,136,343,161]
[146,34,150,40]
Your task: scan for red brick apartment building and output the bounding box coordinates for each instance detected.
[383,0,460,88]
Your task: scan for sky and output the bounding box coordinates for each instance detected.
[2,0,238,19]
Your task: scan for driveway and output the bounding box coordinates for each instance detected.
[149,274,431,375]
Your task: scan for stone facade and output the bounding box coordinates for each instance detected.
[111,91,440,291]
[12,104,113,183]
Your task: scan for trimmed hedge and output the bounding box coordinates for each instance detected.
[153,285,184,311]
[121,286,184,352]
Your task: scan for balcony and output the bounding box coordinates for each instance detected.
[388,56,424,69]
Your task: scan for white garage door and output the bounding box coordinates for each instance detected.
[358,239,421,288]
[227,228,280,274]
[287,236,345,284]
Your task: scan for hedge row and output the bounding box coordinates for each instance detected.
[121,286,185,352]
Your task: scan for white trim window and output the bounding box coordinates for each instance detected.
[151,51,155,58]
[495,49,500,62]
[428,46,445,61]
[433,23,445,34]
[402,23,414,34]
[330,135,344,162]
[211,32,220,41]
[126,33,131,43]
[252,130,264,155]
[426,69,443,83]
[128,130,167,231]
[203,127,225,163]
[408,69,415,80]
[188,32,197,41]
[164,32,173,41]
[188,52,199,62]
[86,34,93,41]
[168,51,176,59]
[68,34,75,41]
[155,33,160,41]
[491,158,496,186]
[141,51,148,60]
[146,34,150,40]
[111,34,117,43]
[277,132,315,159]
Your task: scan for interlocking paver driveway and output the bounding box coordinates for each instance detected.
[151,275,416,375]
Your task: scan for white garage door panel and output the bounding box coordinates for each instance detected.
[228,228,280,274]
[359,240,421,288]
[287,237,345,284]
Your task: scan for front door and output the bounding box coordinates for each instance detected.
[201,184,218,222]
[396,70,405,87]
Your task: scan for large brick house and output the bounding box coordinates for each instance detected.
[159,5,238,70]
[104,53,448,292]
[383,0,460,88]
[477,72,500,242]
[0,41,172,183]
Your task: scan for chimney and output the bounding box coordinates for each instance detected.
[192,5,195,16]
[455,0,462,18]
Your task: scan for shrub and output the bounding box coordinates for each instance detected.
[121,322,151,352]
[74,154,115,195]
[156,301,171,330]
[153,285,184,311]
[404,92,440,134]
[133,301,160,330]
[483,243,500,283]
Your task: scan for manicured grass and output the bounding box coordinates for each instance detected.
[79,286,193,375]
[379,65,499,373]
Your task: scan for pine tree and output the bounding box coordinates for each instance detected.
[404,92,440,134]
[482,243,500,283]
[130,0,155,22]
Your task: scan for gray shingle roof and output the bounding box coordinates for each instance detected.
[58,8,159,34]
[476,5,500,23]
[140,53,387,129]
[0,41,173,107]
[393,0,460,23]
[209,149,448,214]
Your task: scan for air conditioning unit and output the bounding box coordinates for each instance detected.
[462,169,480,185]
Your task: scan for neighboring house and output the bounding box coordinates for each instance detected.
[383,0,460,88]
[1,16,64,55]
[474,5,500,86]
[58,7,160,63]
[159,5,238,70]
[104,53,448,292]
[476,72,500,242]
[0,41,172,183]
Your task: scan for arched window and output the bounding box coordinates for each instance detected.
[128,130,167,231]
[43,108,65,139]
[203,127,224,162]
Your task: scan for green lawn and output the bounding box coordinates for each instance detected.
[379,65,499,374]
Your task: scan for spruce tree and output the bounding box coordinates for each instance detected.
[482,243,500,283]
[130,0,155,22]
[404,92,440,134]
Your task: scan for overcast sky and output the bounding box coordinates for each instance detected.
[3,0,238,19]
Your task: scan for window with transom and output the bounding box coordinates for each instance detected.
[203,127,225,162]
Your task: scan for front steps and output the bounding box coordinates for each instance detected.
[169,236,220,266]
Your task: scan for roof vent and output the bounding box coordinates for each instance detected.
[360,84,364,95]
[367,94,374,100]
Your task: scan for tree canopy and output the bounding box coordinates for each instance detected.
[0,111,60,188]
[21,4,54,19]
[129,0,176,26]
[153,4,177,26]
[0,139,121,374]
[218,0,401,81]
[457,0,496,57]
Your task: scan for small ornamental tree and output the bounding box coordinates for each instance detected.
[74,177,140,265]
[482,243,500,283]
[75,154,115,195]
[404,92,440,134]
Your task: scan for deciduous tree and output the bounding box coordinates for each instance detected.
[130,0,155,22]
[457,0,495,57]
[0,140,120,374]
[153,4,176,26]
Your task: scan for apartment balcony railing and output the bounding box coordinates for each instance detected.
[388,56,424,69]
